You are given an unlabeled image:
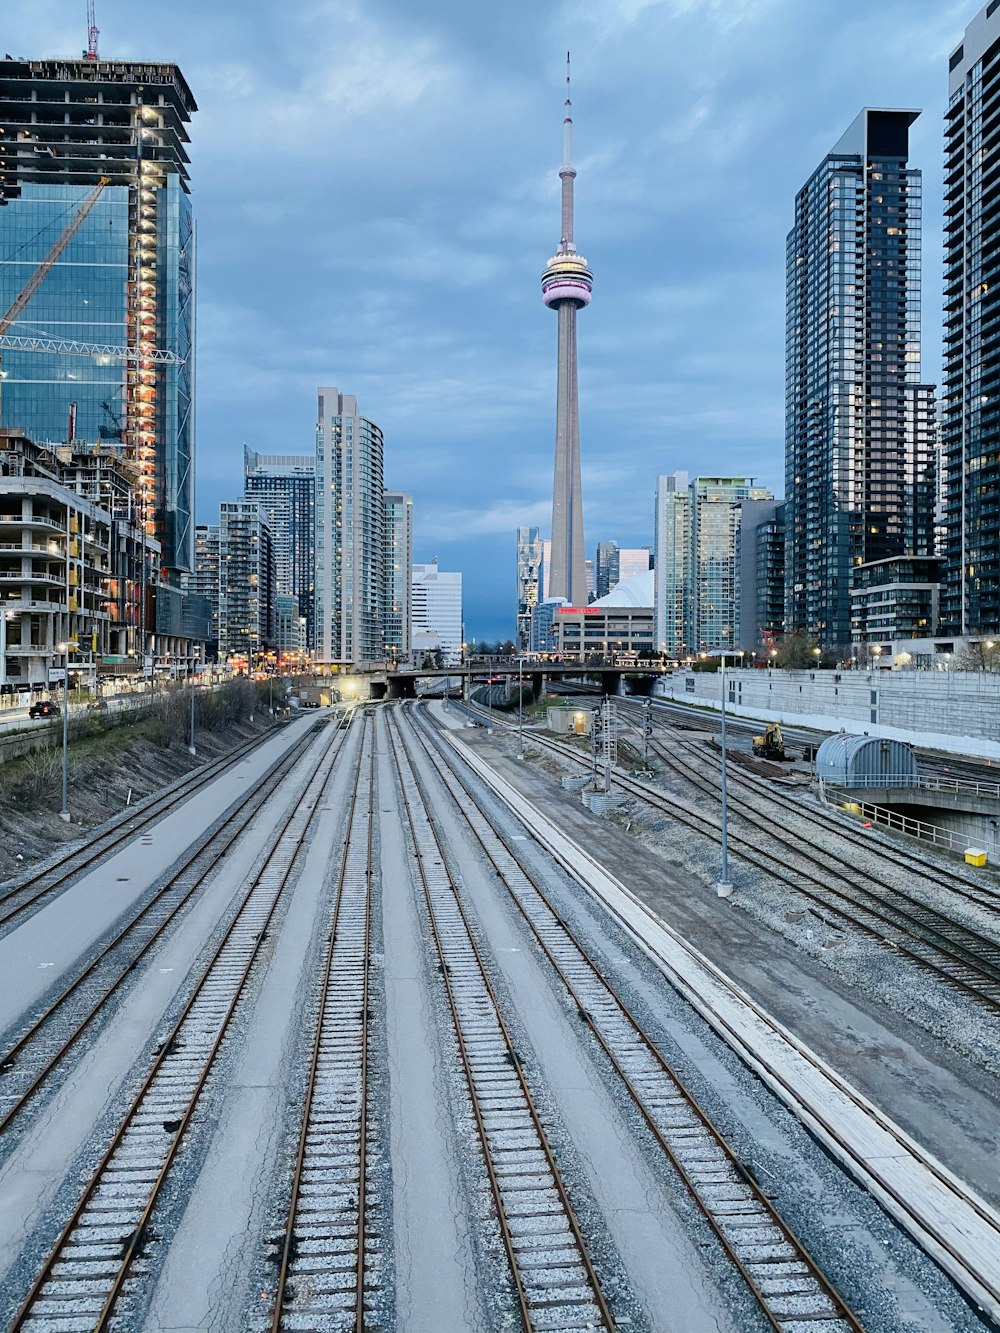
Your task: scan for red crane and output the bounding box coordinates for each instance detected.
[85,1,99,60]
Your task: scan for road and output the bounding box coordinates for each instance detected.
[0,703,993,1331]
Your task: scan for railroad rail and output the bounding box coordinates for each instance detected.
[7,717,350,1331]
[618,698,1000,911]
[0,721,289,935]
[406,703,864,1332]
[386,709,617,1332]
[0,719,346,1139]
[464,702,1000,1014]
[268,716,388,1331]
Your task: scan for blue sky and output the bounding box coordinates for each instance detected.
[9,0,976,638]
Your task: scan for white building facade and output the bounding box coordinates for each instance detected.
[315,388,386,665]
[411,561,463,664]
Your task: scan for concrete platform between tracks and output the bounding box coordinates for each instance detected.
[445,725,1000,1324]
[0,712,326,1035]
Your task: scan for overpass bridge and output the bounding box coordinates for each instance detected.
[350,658,670,701]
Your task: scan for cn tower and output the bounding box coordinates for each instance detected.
[542,52,592,607]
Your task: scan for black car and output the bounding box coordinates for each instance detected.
[29,700,56,719]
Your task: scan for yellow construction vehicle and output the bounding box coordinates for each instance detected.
[752,722,788,761]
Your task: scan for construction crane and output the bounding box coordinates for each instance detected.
[0,177,110,342]
[0,177,112,425]
[85,1,100,61]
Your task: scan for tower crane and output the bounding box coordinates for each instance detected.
[85,1,100,61]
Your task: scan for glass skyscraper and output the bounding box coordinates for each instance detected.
[243,447,316,650]
[942,5,1000,634]
[785,108,936,648]
[0,58,196,578]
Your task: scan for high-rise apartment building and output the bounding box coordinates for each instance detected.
[384,490,413,663]
[654,473,691,657]
[942,5,1000,633]
[516,526,543,649]
[243,447,315,649]
[655,473,772,656]
[192,523,220,655]
[785,108,936,647]
[736,499,784,654]
[411,561,462,664]
[618,547,651,583]
[315,388,385,665]
[0,58,197,580]
[217,500,275,661]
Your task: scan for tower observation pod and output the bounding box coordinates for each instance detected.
[542,52,592,608]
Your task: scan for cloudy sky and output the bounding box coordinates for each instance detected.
[8,0,977,637]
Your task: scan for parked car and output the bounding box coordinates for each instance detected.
[28,700,56,719]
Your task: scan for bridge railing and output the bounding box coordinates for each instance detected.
[825,773,1000,801]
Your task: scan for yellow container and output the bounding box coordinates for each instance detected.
[965,848,988,867]
[842,802,862,815]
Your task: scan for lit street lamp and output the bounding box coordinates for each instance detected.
[57,640,70,822]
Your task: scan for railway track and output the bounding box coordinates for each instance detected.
[6,716,349,1332]
[0,719,345,1140]
[267,715,389,1331]
[0,721,289,935]
[406,704,864,1332]
[617,699,1000,914]
[466,704,1000,1014]
[386,709,617,1332]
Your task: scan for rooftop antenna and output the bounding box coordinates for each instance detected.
[85,1,99,60]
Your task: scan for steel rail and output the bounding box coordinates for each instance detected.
[617,699,1000,912]
[475,710,1000,1013]
[439,704,1000,1322]
[385,710,616,1333]
[8,718,349,1331]
[269,714,377,1332]
[407,702,864,1332]
[641,730,1000,971]
[0,721,287,934]
[0,720,344,1137]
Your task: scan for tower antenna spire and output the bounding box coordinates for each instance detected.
[541,53,592,608]
[85,1,100,60]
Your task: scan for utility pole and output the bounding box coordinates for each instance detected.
[601,695,616,793]
[58,641,71,822]
[517,656,525,759]
[642,697,652,763]
[591,705,601,784]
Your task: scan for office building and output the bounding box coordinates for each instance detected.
[315,388,385,665]
[217,500,275,662]
[516,525,543,649]
[0,57,197,581]
[942,5,1000,633]
[556,570,655,660]
[785,108,936,647]
[384,490,413,663]
[542,57,592,605]
[243,447,315,649]
[411,561,462,664]
[585,558,595,602]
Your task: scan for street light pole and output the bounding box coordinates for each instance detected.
[188,656,197,756]
[717,651,732,898]
[58,641,70,822]
[518,655,524,759]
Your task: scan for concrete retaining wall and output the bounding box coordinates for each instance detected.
[655,668,1000,760]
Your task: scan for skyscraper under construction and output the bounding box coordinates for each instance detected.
[0,55,196,580]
